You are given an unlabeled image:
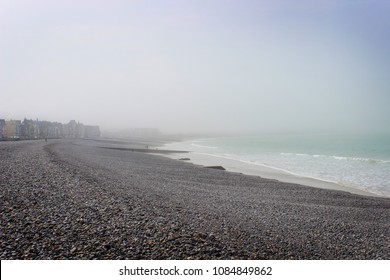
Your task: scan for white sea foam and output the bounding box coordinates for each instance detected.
[333,156,347,161]
[329,155,390,164]
[282,152,390,165]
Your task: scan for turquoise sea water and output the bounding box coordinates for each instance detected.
[170,133,390,197]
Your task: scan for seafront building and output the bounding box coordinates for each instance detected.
[84,125,101,138]
[21,118,39,139]
[0,118,100,140]
[0,119,6,140]
[4,120,22,140]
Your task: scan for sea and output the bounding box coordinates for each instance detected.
[166,133,390,197]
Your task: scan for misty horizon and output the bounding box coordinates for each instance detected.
[1,0,389,135]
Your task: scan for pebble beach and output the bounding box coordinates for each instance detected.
[1,139,389,259]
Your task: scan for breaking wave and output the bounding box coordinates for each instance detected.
[280,152,390,164]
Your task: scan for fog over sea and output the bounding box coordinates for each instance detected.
[166,133,390,197]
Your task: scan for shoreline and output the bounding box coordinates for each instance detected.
[1,139,390,259]
[70,137,388,198]
[160,150,385,198]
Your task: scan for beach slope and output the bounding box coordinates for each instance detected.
[1,139,389,259]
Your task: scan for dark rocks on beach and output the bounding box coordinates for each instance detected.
[205,166,226,171]
[179,158,191,161]
[1,139,389,260]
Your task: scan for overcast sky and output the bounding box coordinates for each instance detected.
[1,0,389,134]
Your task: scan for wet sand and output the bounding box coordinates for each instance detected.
[1,139,389,259]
